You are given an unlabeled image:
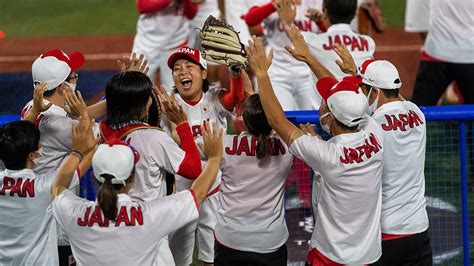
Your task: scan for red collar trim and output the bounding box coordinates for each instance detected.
[99,121,149,141]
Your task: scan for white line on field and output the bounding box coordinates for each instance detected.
[0,44,422,63]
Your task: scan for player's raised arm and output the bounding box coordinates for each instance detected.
[22,82,52,123]
[245,36,303,146]
[219,65,245,111]
[334,43,358,76]
[51,113,97,199]
[284,24,335,79]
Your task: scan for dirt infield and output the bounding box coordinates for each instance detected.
[0,28,423,98]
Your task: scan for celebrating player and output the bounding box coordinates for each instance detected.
[99,71,202,264]
[246,36,384,265]
[242,0,324,110]
[51,122,223,266]
[213,94,293,265]
[160,46,244,265]
[0,114,95,265]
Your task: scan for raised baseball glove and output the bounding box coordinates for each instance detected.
[200,15,248,68]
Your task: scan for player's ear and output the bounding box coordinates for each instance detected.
[201,69,208,80]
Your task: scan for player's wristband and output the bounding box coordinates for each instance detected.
[69,150,84,162]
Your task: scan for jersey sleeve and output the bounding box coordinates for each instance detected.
[38,115,74,152]
[145,190,199,240]
[210,88,234,116]
[141,130,186,174]
[289,135,336,171]
[52,189,88,235]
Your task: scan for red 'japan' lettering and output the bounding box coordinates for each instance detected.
[0,177,35,197]
[278,19,313,32]
[339,133,382,164]
[225,137,286,156]
[323,35,370,51]
[77,206,143,227]
[381,111,424,131]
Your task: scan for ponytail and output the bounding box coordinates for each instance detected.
[242,94,273,160]
[256,134,271,160]
[97,174,120,221]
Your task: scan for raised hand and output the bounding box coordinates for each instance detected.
[64,90,88,118]
[117,52,149,74]
[72,113,97,156]
[155,85,188,126]
[274,0,296,24]
[305,8,323,23]
[245,36,273,76]
[334,43,357,75]
[284,23,312,62]
[299,122,318,136]
[32,82,53,113]
[201,121,223,161]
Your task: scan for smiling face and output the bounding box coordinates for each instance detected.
[172,58,207,102]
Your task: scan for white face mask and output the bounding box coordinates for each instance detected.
[366,87,379,116]
[319,112,332,134]
[64,81,77,92]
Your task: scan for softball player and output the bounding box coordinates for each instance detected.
[213,94,293,265]
[161,47,244,265]
[0,114,95,265]
[356,60,432,264]
[246,36,384,264]
[99,71,202,265]
[243,0,324,110]
[405,0,431,34]
[132,0,198,89]
[51,121,223,266]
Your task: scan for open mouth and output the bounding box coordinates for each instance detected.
[181,78,192,89]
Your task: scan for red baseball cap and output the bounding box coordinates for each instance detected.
[41,49,85,71]
[167,47,207,70]
[316,77,368,127]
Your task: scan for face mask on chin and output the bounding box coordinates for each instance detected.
[319,112,332,134]
[366,87,379,116]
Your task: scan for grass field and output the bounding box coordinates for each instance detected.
[1,0,406,38]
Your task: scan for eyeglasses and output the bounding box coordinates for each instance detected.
[66,73,79,82]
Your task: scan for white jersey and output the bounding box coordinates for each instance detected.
[225,0,265,44]
[215,132,293,253]
[424,0,474,63]
[0,168,79,265]
[289,116,383,264]
[302,23,376,80]
[372,101,429,235]
[404,0,431,32]
[52,189,199,266]
[134,2,189,50]
[263,0,323,79]
[21,99,67,118]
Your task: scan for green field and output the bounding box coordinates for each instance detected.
[1,0,406,38]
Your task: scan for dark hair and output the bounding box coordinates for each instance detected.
[323,0,357,24]
[0,121,40,170]
[381,88,399,99]
[334,119,359,132]
[34,82,58,97]
[242,94,272,159]
[105,72,152,128]
[97,172,134,221]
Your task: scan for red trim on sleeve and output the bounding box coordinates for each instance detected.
[176,123,202,179]
[382,233,414,241]
[243,2,276,27]
[34,114,45,126]
[307,248,345,266]
[20,105,32,119]
[316,21,327,32]
[220,75,245,111]
[136,0,171,14]
[188,189,200,213]
[206,184,220,197]
[182,0,198,19]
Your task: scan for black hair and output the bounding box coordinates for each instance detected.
[242,94,272,159]
[334,119,359,132]
[105,72,152,128]
[323,0,357,24]
[34,82,58,97]
[381,88,400,99]
[0,121,40,170]
[97,172,134,221]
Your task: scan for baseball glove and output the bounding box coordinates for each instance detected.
[200,15,248,68]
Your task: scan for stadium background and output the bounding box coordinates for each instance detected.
[0,0,472,265]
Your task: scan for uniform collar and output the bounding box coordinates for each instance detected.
[373,100,404,116]
[329,130,365,145]
[327,23,353,33]
[3,168,36,177]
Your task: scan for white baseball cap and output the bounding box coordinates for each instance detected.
[167,46,207,70]
[32,49,85,91]
[93,141,140,186]
[317,77,369,127]
[358,59,402,90]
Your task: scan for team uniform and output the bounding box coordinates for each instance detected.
[404,0,431,32]
[52,189,199,266]
[214,132,293,264]
[225,0,263,45]
[187,0,220,49]
[0,168,79,265]
[133,1,196,89]
[162,89,230,264]
[100,122,201,265]
[290,116,384,264]
[245,0,324,110]
[372,101,432,263]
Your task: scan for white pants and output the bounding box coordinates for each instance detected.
[132,38,175,91]
[405,0,431,32]
[169,193,219,264]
